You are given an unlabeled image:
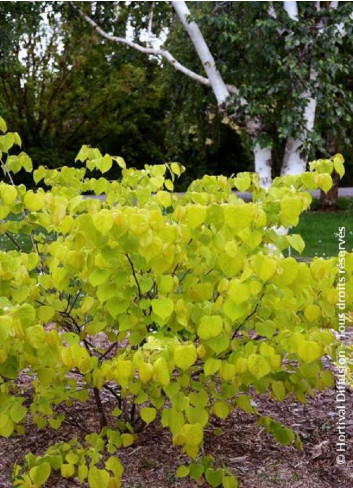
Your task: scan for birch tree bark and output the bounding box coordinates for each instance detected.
[171,1,230,106]
[253,144,272,189]
[172,1,272,187]
[281,94,317,175]
[280,1,317,176]
[280,0,348,176]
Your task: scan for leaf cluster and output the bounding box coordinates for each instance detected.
[0,117,351,488]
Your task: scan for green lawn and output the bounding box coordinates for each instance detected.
[289,198,353,259]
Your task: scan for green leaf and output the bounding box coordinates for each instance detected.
[255,320,277,339]
[88,269,110,287]
[253,255,278,282]
[10,404,27,423]
[78,465,88,483]
[140,407,157,424]
[153,357,170,386]
[1,185,17,205]
[33,166,46,183]
[182,423,203,446]
[236,395,254,414]
[30,463,51,486]
[297,341,322,363]
[197,315,223,340]
[304,304,320,322]
[212,401,230,419]
[5,155,21,174]
[222,474,239,488]
[106,298,128,318]
[115,156,126,169]
[223,300,248,322]
[60,464,75,479]
[189,462,204,479]
[121,433,135,447]
[204,358,222,376]
[25,325,45,349]
[0,414,14,437]
[170,162,181,176]
[301,172,316,189]
[176,465,189,478]
[272,381,286,402]
[49,417,62,429]
[207,334,229,354]
[151,298,174,321]
[0,133,14,152]
[333,155,345,178]
[316,173,332,193]
[66,453,79,464]
[75,145,89,162]
[19,152,32,172]
[165,179,174,191]
[97,154,113,173]
[88,467,110,488]
[273,426,294,445]
[156,190,172,208]
[92,210,114,235]
[205,468,224,488]
[248,354,271,379]
[105,456,123,477]
[234,173,251,192]
[287,234,305,254]
[185,206,206,229]
[37,305,56,323]
[24,191,45,212]
[0,116,7,133]
[321,370,334,388]
[174,344,197,370]
[13,132,22,147]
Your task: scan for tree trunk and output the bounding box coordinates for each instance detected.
[318,170,340,210]
[172,1,230,106]
[281,136,307,175]
[253,144,272,189]
[281,96,317,176]
[318,134,340,210]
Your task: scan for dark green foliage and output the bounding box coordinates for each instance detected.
[0,2,168,183]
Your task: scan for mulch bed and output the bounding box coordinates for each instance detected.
[1,331,352,488]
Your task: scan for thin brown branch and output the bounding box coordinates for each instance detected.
[99,342,118,361]
[232,293,265,339]
[5,232,23,251]
[93,386,108,429]
[126,253,142,299]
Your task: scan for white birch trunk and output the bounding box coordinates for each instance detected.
[283,1,298,20]
[280,1,317,176]
[171,1,230,105]
[254,144,272,188]
[281,96,317,175]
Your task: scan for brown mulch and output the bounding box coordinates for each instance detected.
[0,383,352,488]
[1,328,352,488]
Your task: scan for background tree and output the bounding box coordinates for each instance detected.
[74,0,353,187]
[1,1,353,190]
[0,1,247,188]
[0,2,168,181]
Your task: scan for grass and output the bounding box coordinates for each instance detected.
[289,198,353,259]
